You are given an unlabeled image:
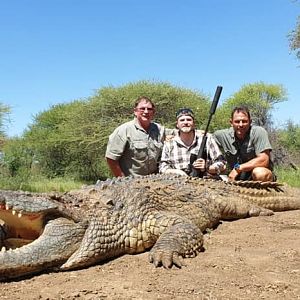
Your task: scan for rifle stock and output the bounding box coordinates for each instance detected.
[190,86,222,177]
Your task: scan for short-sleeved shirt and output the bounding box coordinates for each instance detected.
[159,131,226,175]
[105,119,170,176]
[213,125,272,170]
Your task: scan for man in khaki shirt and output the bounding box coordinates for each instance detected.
[105,96,170,177]
[214,106,274,182]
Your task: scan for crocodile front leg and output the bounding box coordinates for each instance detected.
[149,222,204,268]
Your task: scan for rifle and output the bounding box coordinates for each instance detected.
[190,86,223,177]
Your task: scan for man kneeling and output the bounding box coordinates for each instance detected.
[214,106,275,182]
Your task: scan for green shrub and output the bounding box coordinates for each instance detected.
[275,167,300,187]
[3,80,210,182]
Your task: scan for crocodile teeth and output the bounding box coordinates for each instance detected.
[1,246,6,252]
[12,210,16,215]
[5,204,9,210]
[18,212,22,218]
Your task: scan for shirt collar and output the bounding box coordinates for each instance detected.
[230,126,251,144]
[174,130,198,148]
[229,126,235,139]
[133,118,153,133]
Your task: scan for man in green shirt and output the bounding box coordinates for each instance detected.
[213,106,274,182]
[105,96,171,177]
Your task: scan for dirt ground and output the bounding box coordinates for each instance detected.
[1,209,299,300]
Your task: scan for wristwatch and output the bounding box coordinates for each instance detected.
[234,163,242,174]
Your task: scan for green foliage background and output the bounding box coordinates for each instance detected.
[290,15,300,60]
[215,82,286,128]
[2,80,212,184]
[0,80,299,191]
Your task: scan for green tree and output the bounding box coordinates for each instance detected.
[23,101,90,178]
[215,82,287,129]
[11,80,211,181]
[278,120,300,152]
[289,16,300,60]
[1,81,295,184]
[0,103,10,146]
[271,120,300,167]
[1,137,32,177]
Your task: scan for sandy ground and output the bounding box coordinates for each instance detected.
[0,209,299,300]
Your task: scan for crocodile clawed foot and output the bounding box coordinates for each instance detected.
[149,248,185,269]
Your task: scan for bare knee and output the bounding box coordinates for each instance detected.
[252,167,273,182]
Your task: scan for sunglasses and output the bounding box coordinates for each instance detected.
[137,107,154,112]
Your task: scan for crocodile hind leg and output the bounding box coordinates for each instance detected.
[216,196,274,220]
[149,222,204,268]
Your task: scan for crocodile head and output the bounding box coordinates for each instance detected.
[0,190,87,280]
[0,191,59,248]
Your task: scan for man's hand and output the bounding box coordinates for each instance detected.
[192,158,206,172]
[164,135,175,142]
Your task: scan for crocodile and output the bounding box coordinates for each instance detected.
[0,174,299,281]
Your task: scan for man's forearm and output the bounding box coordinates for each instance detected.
[238,155,269,173]
[106,158,124,177]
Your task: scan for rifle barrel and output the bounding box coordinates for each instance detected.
[190,85,223,177]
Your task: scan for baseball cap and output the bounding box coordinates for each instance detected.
[176,108,194,119]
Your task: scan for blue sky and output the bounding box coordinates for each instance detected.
[1,0,299,137]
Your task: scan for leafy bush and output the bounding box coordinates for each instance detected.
[275,167,300,187]
[277,121,300,152]
[215,82,287,129]
[1,80,296,190]
[3,80,210,182]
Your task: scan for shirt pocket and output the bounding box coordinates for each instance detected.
[132,141,148,160]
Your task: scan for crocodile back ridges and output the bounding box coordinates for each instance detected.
[229,180,284,191]
[224,180,299,199]
[187,177,294,195]
[94,174,186,190]
[185,177,300,211]
[84,175,299,210]
[188,176,283,190]
[95,175,135,189]
[95,174,287,193]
